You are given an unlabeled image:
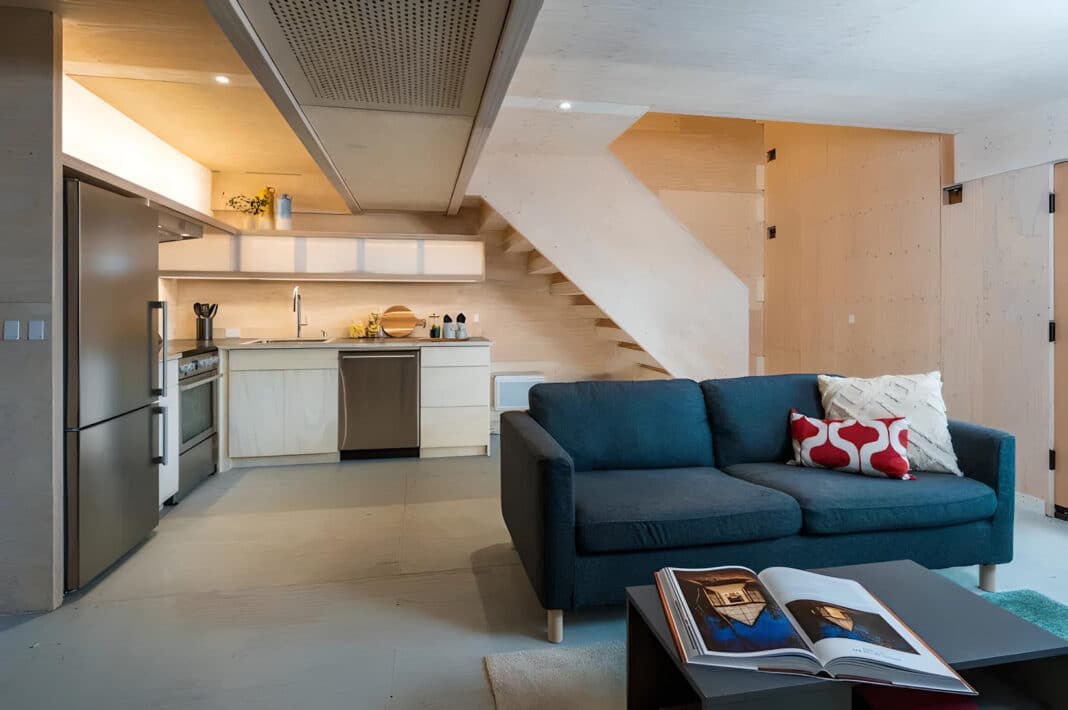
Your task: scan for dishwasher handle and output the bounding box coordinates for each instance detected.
[340,353,417,359]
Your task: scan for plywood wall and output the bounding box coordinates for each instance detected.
[938,165,1051,502]
[611,114,766,372]
[763,123,945,376]
[763,121,1053,500]
[0,7,63,613]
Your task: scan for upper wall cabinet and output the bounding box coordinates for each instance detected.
[160,232,484,282]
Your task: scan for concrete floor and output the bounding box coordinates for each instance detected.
[1,441,1067,709]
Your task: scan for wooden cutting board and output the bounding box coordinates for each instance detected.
[381,305,418,337]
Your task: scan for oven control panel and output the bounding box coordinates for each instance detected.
[178,353,219,380]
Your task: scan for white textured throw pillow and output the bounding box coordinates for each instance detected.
[818,372,962,476]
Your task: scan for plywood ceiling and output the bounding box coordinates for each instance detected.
[61,0,340,202]
[61,0,248,74]
[71,78,318,175]
[512,0,1068,133]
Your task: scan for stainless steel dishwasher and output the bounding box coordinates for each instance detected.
[338,350,420,457]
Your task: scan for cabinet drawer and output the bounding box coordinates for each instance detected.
[230,348,338,371]
[420,406,489,448]
[421,366,489,407]
[420,346,490,368]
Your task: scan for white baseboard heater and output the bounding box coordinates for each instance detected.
[494,374,545,411]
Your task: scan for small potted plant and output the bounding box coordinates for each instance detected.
[227,188,274,230]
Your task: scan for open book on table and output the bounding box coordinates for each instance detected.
[655,565,975,695]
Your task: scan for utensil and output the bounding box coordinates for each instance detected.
[381,305,418,337]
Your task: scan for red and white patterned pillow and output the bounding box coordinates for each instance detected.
[789,409,913,480]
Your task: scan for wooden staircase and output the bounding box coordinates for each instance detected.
[502,227,670,377]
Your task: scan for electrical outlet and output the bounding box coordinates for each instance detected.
[472,313,480,323]
[848,314,856,325]
[225,328,240,338]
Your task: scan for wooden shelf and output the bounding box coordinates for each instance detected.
[237,229,482,241]
[158,271,483,283]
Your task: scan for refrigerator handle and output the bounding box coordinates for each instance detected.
[152,405,167,465]
[149,300,166,396]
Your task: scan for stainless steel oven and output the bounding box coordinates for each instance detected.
[177,350,219,500]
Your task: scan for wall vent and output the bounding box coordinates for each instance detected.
[267,0,481,111]
[494,374,545,411]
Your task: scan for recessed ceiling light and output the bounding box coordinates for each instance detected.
[558,100,572,111]
[214,75,231,85]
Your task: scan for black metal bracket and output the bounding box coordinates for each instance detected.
[944,184,963,205]
[767,225,776,240]
[766,148,776,162]
[1050,449,1057,471]
[1051,193,1057,214]
[1051,321,1057,343]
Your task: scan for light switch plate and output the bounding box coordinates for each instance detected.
[3,320,20,341]
[28,320,46,341]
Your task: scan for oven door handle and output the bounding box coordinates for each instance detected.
[179,372,221,392]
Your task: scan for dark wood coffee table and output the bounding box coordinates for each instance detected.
[626,559,1068,709]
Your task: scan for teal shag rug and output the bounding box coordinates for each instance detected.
[983,589,1068,639]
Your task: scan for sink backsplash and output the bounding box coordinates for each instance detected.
[165,279,484,341]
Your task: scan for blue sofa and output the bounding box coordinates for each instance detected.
[500,375,1015,641]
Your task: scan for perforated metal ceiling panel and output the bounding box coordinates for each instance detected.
[240,0,508,115]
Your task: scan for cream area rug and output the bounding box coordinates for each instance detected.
[483,641,625,710]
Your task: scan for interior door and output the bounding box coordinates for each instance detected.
[1055,163,1068,518]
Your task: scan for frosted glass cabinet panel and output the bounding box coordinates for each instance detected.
[240,235,296,273]
[305,237,360,273]
[424,240,484,276]
[364,239,420,275]
[160,234,484,281]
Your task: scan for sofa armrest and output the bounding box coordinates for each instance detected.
[948,419,1015,496]
[948,419,1015,563]
[500,411,576,610]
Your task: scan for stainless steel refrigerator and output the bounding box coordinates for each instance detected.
[64,179,166,592]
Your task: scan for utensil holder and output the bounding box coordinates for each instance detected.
[196,318,214,342]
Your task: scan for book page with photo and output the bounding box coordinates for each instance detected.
[759,567,966,684]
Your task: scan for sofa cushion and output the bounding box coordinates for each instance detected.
[573,466,802,553]
[528,380,714,471]
[723,463,997,535]
[701,374,826,467]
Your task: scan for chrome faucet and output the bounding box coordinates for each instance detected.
[292,286,308,338]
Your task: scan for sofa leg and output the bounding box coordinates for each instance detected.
[979,564,998,592]
[547,609,563,643]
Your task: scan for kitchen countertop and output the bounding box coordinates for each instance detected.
[166,339,220,360]
[180,336,491,354]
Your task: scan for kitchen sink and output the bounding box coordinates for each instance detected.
[243,338,333,344]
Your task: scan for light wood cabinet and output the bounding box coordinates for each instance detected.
[420,406,490,449]
[419,345,491,457]
[228,353,339,458]
[283,369,339,455]
[421,366,491,407]
[229,370,286,457]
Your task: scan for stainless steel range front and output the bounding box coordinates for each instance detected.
[176,349,219,500]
